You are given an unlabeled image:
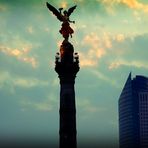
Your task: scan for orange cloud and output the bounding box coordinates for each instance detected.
[0,4,7,12]
[101,0,148,13]
[80,32,106,67]
[27,26,34,34]
[122,0,142,9]
[101,0,117,15]
[11,49,22,56]
[60,1,68,9]
[22,57,37,68]
[109,61,121,69]
[116,34,125,42]
[109,59,148,69]
[82,32,100,48]
[79,47,106,67]
[103,32,112,48]
[121,0,148,12]
[82,32,112,50]
[79,51,97,67]
[0,46,37,68]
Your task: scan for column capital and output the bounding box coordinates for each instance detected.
[55,41,80,84]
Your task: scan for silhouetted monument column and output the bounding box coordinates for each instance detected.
[55,41,79,148]
[46,2,78,147]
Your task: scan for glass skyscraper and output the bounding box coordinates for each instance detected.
[119,73,148,148]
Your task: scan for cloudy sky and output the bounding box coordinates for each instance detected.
[0,0,148,147]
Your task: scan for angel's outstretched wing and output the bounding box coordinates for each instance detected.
[46,2,63,22]
[67,5,77,17]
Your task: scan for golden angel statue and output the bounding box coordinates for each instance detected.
[46,2,77,42]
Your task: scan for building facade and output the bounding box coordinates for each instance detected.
[119,73,148,148]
